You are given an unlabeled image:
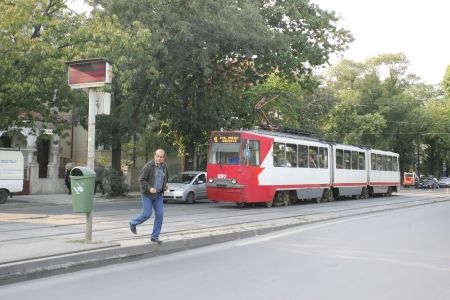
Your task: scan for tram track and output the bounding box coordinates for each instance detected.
[1,193,448,243]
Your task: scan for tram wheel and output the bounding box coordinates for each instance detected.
[236,202,245,208]
[320,189,334,203]
[385,187,393,197]
[281,192,290,206]
[360,187,369,199]
[265,200,273,208]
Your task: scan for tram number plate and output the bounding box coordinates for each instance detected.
[217,184,227,188]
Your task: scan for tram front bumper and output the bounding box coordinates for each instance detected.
[207,182,244,202]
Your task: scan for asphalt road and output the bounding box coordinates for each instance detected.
[1,197,449,300]
[1,189,449,244]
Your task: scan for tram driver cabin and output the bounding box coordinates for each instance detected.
[206,129,400,207]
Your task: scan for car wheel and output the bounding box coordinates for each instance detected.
[186,192,195,204]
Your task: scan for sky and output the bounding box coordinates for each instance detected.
[71,0,449,85]
[312,0,449,84]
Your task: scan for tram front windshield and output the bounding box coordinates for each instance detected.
[209,143,240,165]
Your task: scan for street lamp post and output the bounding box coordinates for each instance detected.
[66,59,112,242]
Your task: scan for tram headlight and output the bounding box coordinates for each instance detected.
[208,178,214,183]
[231,179,237,184]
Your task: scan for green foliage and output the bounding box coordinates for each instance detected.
[244,73,313,129]
[443,65,450,99]
[0,0,85,132]
[322,53,449,175]
[103,167,130,196]
[94,0,353,168]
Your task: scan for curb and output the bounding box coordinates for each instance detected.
[0,222,298,286]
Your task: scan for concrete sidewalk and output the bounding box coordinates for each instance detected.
[1,191,449,285]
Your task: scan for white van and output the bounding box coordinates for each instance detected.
[0,149,24,204]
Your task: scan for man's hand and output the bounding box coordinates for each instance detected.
[149,187,157,194]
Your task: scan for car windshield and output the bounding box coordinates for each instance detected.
[168,173,196,184]
[421,179,434,183]
[439,177,450,181]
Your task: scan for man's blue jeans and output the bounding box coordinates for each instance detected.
[131,192,164,239]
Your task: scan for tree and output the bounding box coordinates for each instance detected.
[0,0,85,133]
[67,11,157,173]
[322,53,429,173]
[94,0,353,169]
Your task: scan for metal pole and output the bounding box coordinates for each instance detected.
[417,134,420,178]
[86,88,96,241]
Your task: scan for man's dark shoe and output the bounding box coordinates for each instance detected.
[151,238,163,244]
[129,222,137,235]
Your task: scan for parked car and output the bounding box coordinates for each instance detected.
[438,177,450,188]
[418,177,439,189]
[163,171,207,204]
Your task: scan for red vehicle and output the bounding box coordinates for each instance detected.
[403,172,418,187]
[206,129,400,207]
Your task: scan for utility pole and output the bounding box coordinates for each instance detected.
[417,133,420,177]
[85,88,97,241]
[66,59,112,242]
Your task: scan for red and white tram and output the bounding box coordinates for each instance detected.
[206,129,400,207]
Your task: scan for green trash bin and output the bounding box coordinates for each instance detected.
[70,166,96,213]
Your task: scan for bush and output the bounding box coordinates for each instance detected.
[103,168,130,197]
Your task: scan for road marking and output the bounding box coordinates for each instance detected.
[235,210,404,247]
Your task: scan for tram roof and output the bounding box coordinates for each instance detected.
[213,128,398,155]
[247,128,326,143]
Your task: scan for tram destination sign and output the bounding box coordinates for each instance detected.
[212,132,240,143]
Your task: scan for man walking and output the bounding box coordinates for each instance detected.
[129,149,169,244]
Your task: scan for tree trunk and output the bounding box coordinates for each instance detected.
[111,124,122,174]
[183,142,195,171]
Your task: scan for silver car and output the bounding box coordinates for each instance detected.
[163,171,207,204]
[438,177,450,188]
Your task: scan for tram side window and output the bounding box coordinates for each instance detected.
[273,142,287,167]
[358,152,365,170]
[309,146,318,168]
[382,155,388,171]
[319,147,328,168]
[298,145,308,168]
[371,153,376,170]
[286,144,297,167]
[376,154,382,170]
[336,149,344,169]
[387,156,393,171]
[351,151,359,170]
[393,156,398,171]
[344,150,351,169]
[242,139,260,166]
